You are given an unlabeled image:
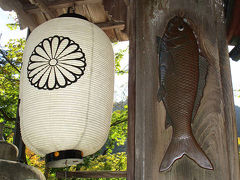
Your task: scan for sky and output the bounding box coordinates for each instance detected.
[0,8,27,47]
[229,46,240,106]
[113,42,129,102]
[0,8,240,105]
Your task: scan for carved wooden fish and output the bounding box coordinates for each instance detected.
[157,16,213,172]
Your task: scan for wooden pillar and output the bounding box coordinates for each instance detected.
[13,100,26,163]
[128,0,240,179]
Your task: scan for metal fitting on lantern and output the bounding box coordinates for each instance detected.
[59,6,89,21]
[46,150,83,168]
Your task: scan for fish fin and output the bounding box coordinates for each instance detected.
[192,55,208,122]
[157,37,175,72]
[157,37,174,103]
[157,85,166,102]
[157,36,165,52]
[157,36,173,128]
[165,110,172,129]
[160,135,213,172]
[159,96,172,129]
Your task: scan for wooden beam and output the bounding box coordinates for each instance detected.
[24,0,102,14]
[103,29,118,42]
[96,21,125,30]
[99,22,125,30]
[28,0,56,20]
[56,171,127,178]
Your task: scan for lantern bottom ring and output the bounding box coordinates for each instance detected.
[46,150,83,168]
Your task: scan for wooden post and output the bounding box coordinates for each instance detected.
[129,0,240,179]
[127,0,136,179]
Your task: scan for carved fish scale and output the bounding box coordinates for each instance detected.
[165,35,198,136]
[157,16,213,172]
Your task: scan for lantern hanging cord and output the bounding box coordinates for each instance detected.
[59,2,88,21]
[67,3,76,14]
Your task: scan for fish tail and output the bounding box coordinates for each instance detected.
[159,135,213,172]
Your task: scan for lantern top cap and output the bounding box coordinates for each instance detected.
[58,13,89,21]
[58,6,88,21]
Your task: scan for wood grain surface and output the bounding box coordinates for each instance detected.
[129,0,240,179]
[127,0,136,179]
[56,171,127,178]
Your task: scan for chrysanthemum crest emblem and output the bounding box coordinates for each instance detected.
[27,35,86,90]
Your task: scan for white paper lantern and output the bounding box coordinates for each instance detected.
[19,15,114,167]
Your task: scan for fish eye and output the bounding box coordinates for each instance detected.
[178,25,184,31]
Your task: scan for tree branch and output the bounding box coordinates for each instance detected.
[111,119,128,127]
[0,109,16,122]
[4,77,20,82]
[0,49,20,73]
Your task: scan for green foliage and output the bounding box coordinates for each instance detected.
[0,38,25,140]
[26,148,45,173]
[6,23,19,31]
[6,12,20,31]
[80,152,127,171]
[114,45,128,75]
[0,18,23,141]
[58,153,127,180]
[107,106,128,153]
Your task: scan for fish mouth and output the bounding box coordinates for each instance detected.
[167,16,185,34]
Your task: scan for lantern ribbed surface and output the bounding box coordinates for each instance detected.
[19,17,114,157]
